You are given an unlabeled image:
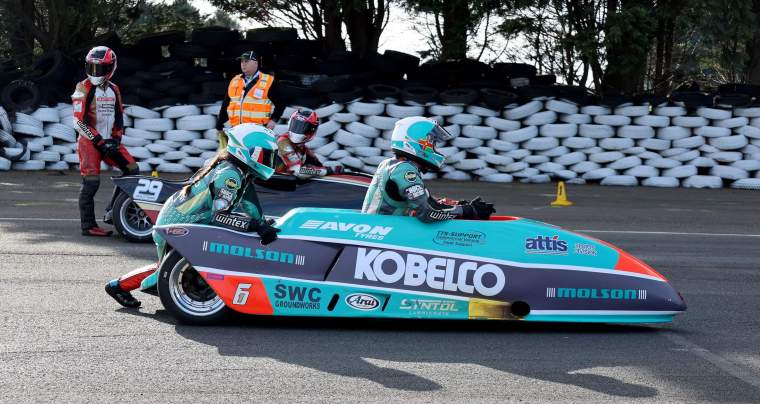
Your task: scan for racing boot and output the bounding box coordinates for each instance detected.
[105,280,141,308]
[82,226,113,237]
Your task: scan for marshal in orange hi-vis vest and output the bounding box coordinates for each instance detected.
[226,73,274,126]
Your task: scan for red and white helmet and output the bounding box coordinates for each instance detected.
[287,109,319,144]
[85,46,117,86]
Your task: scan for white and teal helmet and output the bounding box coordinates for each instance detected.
[225,123,277,180]
[391,116,454,170]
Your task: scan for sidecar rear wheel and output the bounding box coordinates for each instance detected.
[157,250,230,325]
[113,192,154,243]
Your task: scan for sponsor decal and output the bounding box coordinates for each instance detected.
[345,293,380,311]
[218,187,234,201]
[205,273,225,280]
[299,220,393,240]
[253,88,264,99]
[202,241,306,266]
[165,226,189,236]
[399,298,461,317]
[213,213,251,231]
[525,235,568,255]
[404,171,418,182]
[404,184,425,199]
[274,284,321,309]
[574,243,598,256]
[354,248,506,297]
[546,287,647,300]
[433,230,485,247]
[428,210,457,220]
[225,178,239,189]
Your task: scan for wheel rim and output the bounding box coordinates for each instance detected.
[118,197,153,238]
[168,258,225,317]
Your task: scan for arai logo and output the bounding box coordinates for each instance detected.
[300,220,393,240]
[345,293,380,311]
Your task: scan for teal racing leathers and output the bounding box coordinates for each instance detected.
[114,159,268,294]
[152,159,265,257]
[362,157,464,222]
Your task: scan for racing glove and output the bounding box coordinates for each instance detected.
[101,139,119,155]
[253,220,280,245]
[460,196,495,220]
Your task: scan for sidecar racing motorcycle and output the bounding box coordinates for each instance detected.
[138,207,686,325]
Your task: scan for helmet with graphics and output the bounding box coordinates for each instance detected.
[287,108,319,144]
[85,46,117,86]
[390,116,454,171]
[225,123,277,180]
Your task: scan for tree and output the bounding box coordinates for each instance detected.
[209,0,346,53]
[403,0,510,61]
[210,0,391,58]
[0,0,144,65]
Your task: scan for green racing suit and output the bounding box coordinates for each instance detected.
[361,157,463,222]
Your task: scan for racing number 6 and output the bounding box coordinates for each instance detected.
[232,283,252,305]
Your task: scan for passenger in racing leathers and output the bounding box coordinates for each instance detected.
[275,109,343,178]
[362,116,495,222]
[104,124,281,308]
[73,46,139,236]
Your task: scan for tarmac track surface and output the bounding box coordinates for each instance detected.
[0,171,759,402]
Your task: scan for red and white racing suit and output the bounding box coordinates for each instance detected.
[275,134,328,177]
[72,79,135,176]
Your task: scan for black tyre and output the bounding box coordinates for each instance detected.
[440,87,478,105]
[670,91,715,108]
[480,88,518,109]
[598,93,632,108]
[382,50,420,72]
[157,249,230,325]
[401,86,438,105]
[137,30,186,48]
[530,74,556,86]
[328,86,363,103]
[367,83,400,100]
[112,192,154,243]
[311,74,354,93]
[191,26,239,47]
[148,97,180,109]
[493,63,537,78]
[188,93,220,104]
[715,93,751,108]
[246,27,298,42]
[202,81,229,96]
[170,43,217,59]
[1,80,42,113]
[153,77,186,92]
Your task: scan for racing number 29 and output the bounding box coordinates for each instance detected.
[133,179,163,202]
[233,283,252,305]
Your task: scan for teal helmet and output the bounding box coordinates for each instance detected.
[391,116,453,171]
[225,123,277,180]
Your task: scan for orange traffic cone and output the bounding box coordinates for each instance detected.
[550,181,573,207]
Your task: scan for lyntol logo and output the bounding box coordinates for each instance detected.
[300,220,393,240]
[525,235,568,255]
[546,287,647,300]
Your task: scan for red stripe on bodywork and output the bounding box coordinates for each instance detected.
[200,273,274,315]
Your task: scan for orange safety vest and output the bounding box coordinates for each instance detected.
[226,73,274,126]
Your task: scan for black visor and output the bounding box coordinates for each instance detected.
[254,147,276,168]
[288,118,317,136]
[86,62,114,78]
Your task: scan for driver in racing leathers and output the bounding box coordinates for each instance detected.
[362,116,495,222]
[73,46,139,237]
[275,108,342,178]
[104,124,281,308]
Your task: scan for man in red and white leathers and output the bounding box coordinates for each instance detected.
[275,109,342,178]
[73,46,138,237]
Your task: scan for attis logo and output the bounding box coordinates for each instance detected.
[525,235,568,255]
[166,226,189,236]
[345,293,380,311]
